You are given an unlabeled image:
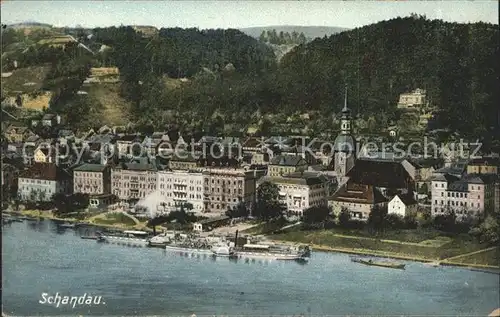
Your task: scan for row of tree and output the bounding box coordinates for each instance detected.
[258,29,307,45]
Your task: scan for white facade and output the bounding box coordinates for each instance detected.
[18,178,61,201]
[272,179,327,216]
[431,179,487,219]
[388,195,416,217]
[157,170,205,212]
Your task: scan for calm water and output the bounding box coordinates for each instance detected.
[2,220,499,316]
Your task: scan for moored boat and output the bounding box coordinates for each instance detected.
[212,245,235,257]
[99,230,150,247]
[234,243,310,261]
[58,223,76,229]
[351,257,406,270]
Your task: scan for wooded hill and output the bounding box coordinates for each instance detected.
[1,16,498,145]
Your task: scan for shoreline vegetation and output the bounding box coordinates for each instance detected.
[4,209,499,271]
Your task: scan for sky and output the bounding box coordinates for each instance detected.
[1,1,498,29]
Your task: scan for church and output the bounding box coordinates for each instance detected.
[329,88,416,220]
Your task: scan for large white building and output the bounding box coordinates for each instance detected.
[157,170,205,213]
[431,173,497,219]
[260,173,328,217]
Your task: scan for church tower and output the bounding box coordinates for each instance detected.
[333,87,356,180]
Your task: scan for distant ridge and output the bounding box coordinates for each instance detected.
[239,25,349,40]
[8,21,53,28]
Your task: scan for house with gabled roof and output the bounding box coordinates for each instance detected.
[388,194,418,217]
[346,159,415,198]
[329,181,388,220]
[5,124,31,142]
[268,154,308,177]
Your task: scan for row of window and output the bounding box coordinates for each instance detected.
[205,179,244,186]
[159,178,203,184]
[433,208,476,215]
[434,200,480,208]
[19,179,54,184]
[112,183,156,189]
[434,183,483,190]
[75,172,101,177]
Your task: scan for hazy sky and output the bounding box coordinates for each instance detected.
[1,1,498,29]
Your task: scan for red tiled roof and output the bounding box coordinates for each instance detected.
[332,181,387,204]
[347,159,412,189]
[19,163,70,181]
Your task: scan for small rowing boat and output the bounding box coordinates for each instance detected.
[351,257,405,270]
[58,223,76,229]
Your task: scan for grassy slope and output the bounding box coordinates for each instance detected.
[1,65,51,95]
[244,222,497,265]
[84,83,132,126]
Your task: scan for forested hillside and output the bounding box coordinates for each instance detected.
[279,16,499,137]
[2,16,498,143]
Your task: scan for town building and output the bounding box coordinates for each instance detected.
[431,173,497,219]
[268,154,308,177]
[388,194,418,217]
[73,163,111,195]
[4,125,31,142]
[329,182,388,220]
[199,167,266,214]
[33,146,56,164]
[242,137,269,165]
[157,170,205,213]
[397,88,427,110]
[115,134,140,157]
[260,173,328,217]
[466,158,499,175]
[31,113,61,127]
[346,159,415,198]
[17,163,72,201]
[169,151,200,170]
[111,162,157,201]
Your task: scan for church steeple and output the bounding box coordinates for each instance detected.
[342,85,349,114]
[340,86,351,134]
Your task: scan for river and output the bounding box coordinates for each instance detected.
[2,219,499,316]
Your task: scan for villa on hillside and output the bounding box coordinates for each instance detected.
[397,88,427,110]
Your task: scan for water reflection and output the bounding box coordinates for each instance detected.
[27,219,46,232]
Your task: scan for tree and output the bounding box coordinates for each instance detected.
[71,193,90,211]
[338,207,351,227]
[52,193,70,215]
[385,213,404,229]
[433,208,457,232]
[226,202,249,219]
[417,183,428,195]
[470,214,500,245]
[368,205,388,232]
[29,189,37,202]
[257,181,280,204]
[259,31,267,43]
[303,205,332,225]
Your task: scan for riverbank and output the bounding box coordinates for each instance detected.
[266,229,500,270]
[5,210,164,232]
